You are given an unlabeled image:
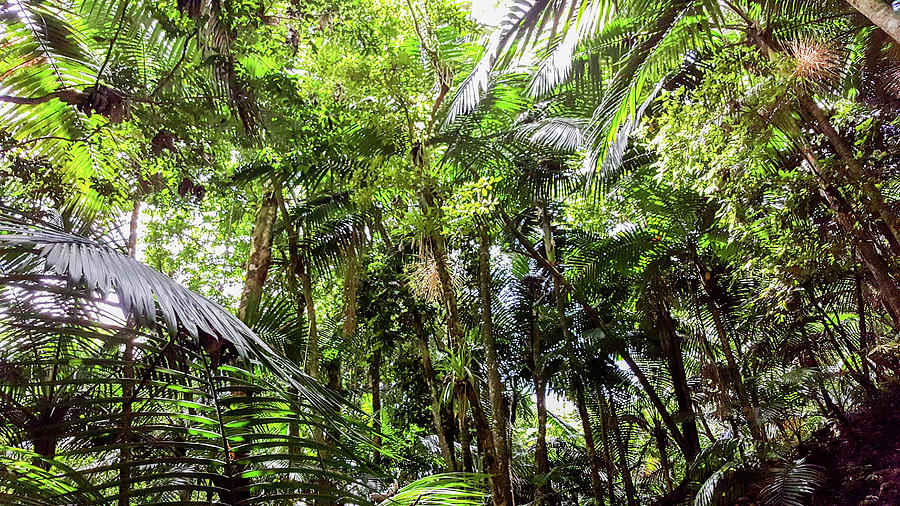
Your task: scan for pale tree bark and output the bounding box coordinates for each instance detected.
[119,199,140,506]
[537,205,604,503]
[371,209,457,471]
[477,225,513,506]
[848,0,900,44]
[238,192,277,323]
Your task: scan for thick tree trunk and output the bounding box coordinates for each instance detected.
[477,226,513,505]
[848,0,900,44]
[238,192,277,323]
[238,193,277,321]
[654,301,701,460]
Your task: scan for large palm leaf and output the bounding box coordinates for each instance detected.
[0,206,339,412]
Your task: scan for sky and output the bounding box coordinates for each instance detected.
[467,0,511,27]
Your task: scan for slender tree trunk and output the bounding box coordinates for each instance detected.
[370,347,382,466]
[693,259,764,441]
[465,382,506,502]
[238,191,277,323]
[654,419,674,492]
[797,93,900,247]
[696,400,717,442]
[847,0,900,44]
[372,208,456,471]
[410,300,457,471]
[574,380,605,505]
[748,10,900,247]
[300,267,320,380]
[534,373,552,505]
[856,264,871,381]
[127,199,140,257]
[457,393,475,473]
[618,348,690,452]
[119,199,140,506]
[609,395,637,506]
[502,209,691,456]
[478,225,513,505]
[800,148,900,326]
[419,190,464,347]
[537,205,604,504]
[599,397,617,504]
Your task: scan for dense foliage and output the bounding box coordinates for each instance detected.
[2,0,900,504]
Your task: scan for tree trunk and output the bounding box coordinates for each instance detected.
[848,0,900,44]
[599,397,617,504]
[609,395,637,506]
[654,419,674,492]
[654,301,701,461]
[693,258,763,441]
[856,264,871,381]
[237,191,277,323]
[372,208,456,471]
[797,93,900,247]
[800,147,900,326]
[420,190,464,347]
[119,199,140,506]
[370,347,382,466]
[457,392,475,473]
[501,209,691,456]
[538,205,604,504]
[534,373,552,505]
[574,379,605,505]
[465,381,506,504]
[478,225,513,505]
[127,199,140,258]
[410,299,457,471]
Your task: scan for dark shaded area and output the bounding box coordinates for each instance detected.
[803,388,900,506]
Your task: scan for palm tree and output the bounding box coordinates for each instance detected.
[0,206,488,504]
